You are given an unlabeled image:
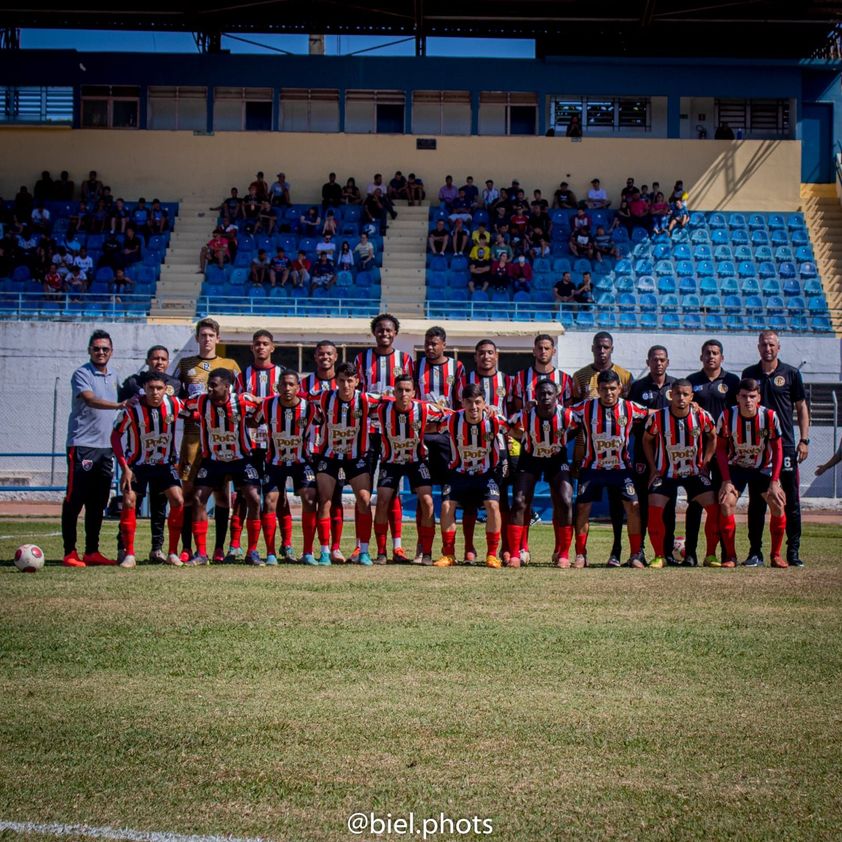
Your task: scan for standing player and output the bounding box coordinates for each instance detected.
[742,331,810,567]
[111,370,187,567]
[257,370,320,565]
[508,380,576,567]
[354,314,414,561]
[227,330,285,564]
[685,339,740,565]
[435,384,508,568]
[570,370,648,568]
[642,380,720,569]
[177,318,241,563]
[511,334,574,410]
[716,378,788,568]
[572,332,633,568]
[187,368,262,565]
[373,376,447,565]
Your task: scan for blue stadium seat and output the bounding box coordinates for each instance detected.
[713,245,734,262]
[709,213,727,229]
[740,277,761,295]
[652,243,671,261]
[681,293,700,311]
[702,293,722,311]
[553,257,572,274]
[689,212,706,229]
[727,213,747,230]
[654,260,673,277]
[794,246,814,263]
[719,276,739,296]
[747,311,767,332]
[704,312,725,331]
[337,270,354,288]
[722,294,742,313]
[791,230,809,246]
[778,261,796,280]
[786,213,805,231]
[597,309,618,329]
[737,260,757,278]
[671,228,690,243]
[640,311,658,330]
[592,258,611,276]
[633,259,653,275]
[614,274,634,292]
[451,254,468,272]
[206,265,226,283]
[782,278,802,296]
[730,229,749,246]
[631,227,649,243]
[611,227,629,243]
[786,295,806,314]
[617,292,636,311]
[789,313,808,332]
[533,257,551,273]
[699,276,719,294]
[471,289,489,303]
[811,315,832,333]
[744,294,764,314]
[675,260,694,279]
[233,252,252,267]
[679,277,697,296]
[95,266,114,282]
[768,313,789,332]
[472,209,490,226]
[574,258,592,274]
[696,260,715,277]
[429,254,447,272]
[799,261,818,279]
[733,245,753,263]
[636,275,655,294]
[614,258,632,276]
[691,228,712,244]
[657,275,676,294]
[673,243,692,261]
[754,246,774,263]
[683,312,703,330]
[766,295,786,314]
[769,230,789,247]
[716,260,736,278]
[693,244,713,261]
[757,261,777,279]
[761,277,782,296]
[639,292,657,311]
[661,312,680,331]
[748,214,767,230]
[660,293,679,311]
[751,230,770,246]
[807,295,828,314]
[768,214,785,230]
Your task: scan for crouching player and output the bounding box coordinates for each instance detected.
[642,379,720,569]
[111,370,187,567]
[508,380,575,568]
[716,378,787,568]
[257,370,319,565]
[435,384,507,568]
[189,368,262,565]
[374,375,448,565]
[571,370,649,568]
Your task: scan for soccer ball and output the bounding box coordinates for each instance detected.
[671,536,686,564]
[14,544,45,573]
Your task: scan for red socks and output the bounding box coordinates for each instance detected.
[441,528,456,556]
[648,504,666,557]
[317,516,331,549]
[356,508,372,543]
[261,513,277,555]
[374,521,389,555]
[462,511,477,553]
[721,513,737,559]
[280,512,293,548]
[418,525,436,555]
[246,519,261,553]
[703,504,720,557]
[629,531,642,555]
[119,507,136,555]
[486,530,501,557]
[770,513,786,557]
[575,531,588,556]
[302,509,317,554]
[507,524,524,558]
[229,512,243,548]
[193,519,209,556]
[167,505,184,555]
[330,502,343,550]
[556,525,573,559]
[387,496,402,539]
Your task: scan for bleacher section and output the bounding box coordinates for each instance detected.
[0,200,177,320]
[425,207,832,333]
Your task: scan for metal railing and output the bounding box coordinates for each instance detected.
[0,291,152,320]
[195,295,381,319]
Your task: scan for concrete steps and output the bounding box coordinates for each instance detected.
[800,184,842,335]
[380,201,430,317]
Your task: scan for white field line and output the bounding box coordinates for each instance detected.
[0,820,272,842]
[0,531,62,541]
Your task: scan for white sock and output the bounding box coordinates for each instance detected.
[360,542,369,554]
[393,537,402,550]
[320,544,330,554]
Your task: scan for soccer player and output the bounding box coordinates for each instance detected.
[354,314,414,561]
[511,334,574,410]
[188,368,262,566]
[177,318,241,563]
[314,362,381,566]
[435,384,508,568]
[373,375,447,565]
[509,380,576,567]
[642,379,720,569]
[742,331,810,567]
[685,339,740,565]
[228,330,285,564]
[572,331,633,567]
[571,370,648,568]
[717,378,788,568]
[112,370,187,568]
[258,370,320,565]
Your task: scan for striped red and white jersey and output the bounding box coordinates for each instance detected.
[235,364,284,449]
[716,405,782,472]
[299,372,337,398]
[510,405,575,459]
[644,406,716,478]
[191,393,260,462]
[258,397,317,466]
[446,410,509,475]
[376,399,449,464]
[415,357,465,408]
[317,389,380,460]
[455,370,511,414]
[513,366,574,407]
[570,398,648,471]
[354,349,414,396]
[114,396,185,467]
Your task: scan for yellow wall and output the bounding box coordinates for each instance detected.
[0,128,801,211]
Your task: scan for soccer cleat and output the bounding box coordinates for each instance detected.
[148,549,166,564]
[265,553,278,566]
[606,554,621,568]
[529,511,542,526]
[165,553,184,567]
[422,554,433,566]
[703,555,723,568]
[519,550,531,566]
[681,554,698,567]
[628,552,646,569]
[188,554,210,566]
[771,555,789,569]
[63,549,86,568]
[301,553,318,566]
[375,553,389,565]
[463,550,477,565]
[788,557,805,568]
[506,554,521,569]
[317,550,332,566]
[649,556,666,569]
[486,554,502,568]
[349,546,361,563]
[179,550,191,564]
[392,547,409,563]
[224,546,244,564]
[555,555,571,569]
[742,554,764,568]
[433,554,456,567]
[358,551,373,566]
[330,548,346,564]
[119,554,137,569]
[212,548,225,564]
[83,551,117,566]
[574,554,589,569]
[721,559,737,568]
[247,550,264,566]
[282,545,296,562]
[412,550,425,565]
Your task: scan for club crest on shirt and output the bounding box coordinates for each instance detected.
[166,385,175,395]
[774,375,785,387]
[690,426,700,438]
[665,389,673,401]
[496,386,506,397]
[201,362,211,371]
[393,366,403,376]
[447,375,455,385]
[718,383,728,394]
[81,459,93,471]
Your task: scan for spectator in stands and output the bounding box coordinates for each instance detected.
[34,171,53,202]
[614,199,633,234]
[406,173,425,205]
[242,189,260,232]
[715,122,735,140]
[650,192,671,234]
[668,198,690,234]
[269,247,290,288]
[489,187,509,217]
[291,251,311,288]
[492,205,510,237]
[53,170,74,201]
[64,229,82,257]
[322,172,343,210]
[101,233,122,271]
[367,174,397,220]
[577,271,594,306]
[121,227,142,268]
[639,184,652,203]
[342,177,363,205]
[650,181,661,200]
[670,180,687,203]
[364,189,389,235]
[451,218,471,255]
[468,245,492,293]
[354,232,375,270]
[388,171,409,203]
[569,225,595,259]
[528,203,552,242]
[628,190,651,231]
[531,236,551,261]
[621,178,638,202]
[461,176,480,209]
[43,262,64,298]
[81,171,103,204]
[67,263,87,296]
[531,189,549,212]
[553,181,577,209]
[16,225,39,269]
[438,175,458,210]
[101,186,114,210]
[508,254,533,294]
[251,249,271,285]
[491,233,513,262]
[199,228,229,273]
[132,198,151,236]
[111,267,132,295]
[322,209,337,237]
[90,199,109,234]
[471,222,491,248]
[428,219,450,255]
[571,207,591,233]
[509,205,529,253]
[257,200,275,234]
[316,233,336,262]
[593,226,619,261]
[221,188,242,224]
[489,252,511,293]
[149,199,169,235]
[310,252,336,293]
[566,114,583,137]
[448,189,473,224]
[482,179,499,208]
[249,172,269,203]
[14,186,33,226]
[300,206,321,238]
[270,173,292,207]
[586,178,611,209]
[31,201,51,235]
[337,240,355,272]
[75,246,94,278]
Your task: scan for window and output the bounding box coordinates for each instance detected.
[714,99,792,137]
[345,90,405,134]
[280,89,339,132]
[0,86,73,125]
[214,87,273,131]
[550,96,651,133]
[412,91,471,135]
[148,86,207,131]
[478,93,537,136]
[80,85,140,129]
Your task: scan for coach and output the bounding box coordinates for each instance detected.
[62,329,127,567]
[742,330,810,567]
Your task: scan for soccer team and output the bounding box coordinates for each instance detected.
[61,316,811,570]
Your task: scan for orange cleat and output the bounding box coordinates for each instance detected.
[392,547,409,563]
[63,549,86,568]
[771,556,789,569]
[82,551,116,566]
[349,546,361,563]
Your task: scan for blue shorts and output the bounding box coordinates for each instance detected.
[576,468,637,504]
[442,472,501,508]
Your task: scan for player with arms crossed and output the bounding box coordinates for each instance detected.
[642,379,720,569]
[716,378,788,568]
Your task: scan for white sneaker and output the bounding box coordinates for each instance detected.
[119,554,137,569]
[166,553,184,567]
[422,554,433,566]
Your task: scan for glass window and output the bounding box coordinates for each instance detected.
[479,92,537,136]
[148,86,207,131]
[345,91,405,134]
[412,91,471,135]
[0,86,73,125]
[280,89,339,132]
[80,85,140,129]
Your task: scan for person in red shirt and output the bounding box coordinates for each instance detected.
[290,251,311,288]
[199,228,230,273]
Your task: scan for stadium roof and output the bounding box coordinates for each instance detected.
[1,0,839,59]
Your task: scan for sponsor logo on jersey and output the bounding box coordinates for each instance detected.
[774,375,785,387]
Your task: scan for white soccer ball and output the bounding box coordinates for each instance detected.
[14,544,45,573]
[672,536,686,563]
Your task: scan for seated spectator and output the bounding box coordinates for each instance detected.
[571,207,591,233]
[593,226,619,261]
[668,198,689,234]
[223,224,238,261]
[566,115,583,137]
[270,173,292,207]
[461,176,480,209]
[74,246,94,277]
[363,190,388,235]
[406,173,425,205]
[200,228,230,272]
[489,253,511,292]
[43,262,64,298]
[31,202,51,235]
[81,171,103,204]
[670,180,687,203]
[367,174,397,220]
[451,218,471,255]
[149,199,169,234]
[257,200,275,234]
[650,193,671,234]
[614,200,633,234]
[428,220,450,255]
[621,178,638,202]
[468,245,492,293]
[101,233,122,270]
[650,181,661,202]
[249,172,269,203]
[121,228,142,267]
[509,206,529,251]
[553,181,577,209]
[577,272,594,306]
[343,177,363,205]
[529,206,551,241]
[242,190,260,232]
[251,249,271,285]
[491,233,513,262]
[337,241,355,272]
[300,206,321,238]
[491,204,510,237]
[354,232,375,270]
[322,172,343,210]
[269,247,290,287]
[553,271,576,304]
[315,233,336,262]
[438,175,458,210]
[388,171,409,202]
[482,179,499,208]
[132,198,151,235]
[628,192,651,231]
[101,186,114,209]
[14,186,33,226]
[586,178,610,209]
[310,252,336,293]
[52,170,75,201]
[569,226,594,259]
[66,264,87,295]
[64,230,82,257]
[322,209,338,237]
[90,199,109,234]
[508,254,533,294]
[33,171,53,202]
[530,237,551,261]
[112,267,132,295]
[290,251,311,288]
[471,222,491,248]
[448,189,472,224]
[489,188,509,217]
[639,184,653,203]
[221,188,242,224]
[16,226,39,268]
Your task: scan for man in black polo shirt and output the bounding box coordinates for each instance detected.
[742,330,811,567]
[685,339,740,565]
[629,345,676,562]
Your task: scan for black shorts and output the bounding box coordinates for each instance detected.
[378,461,432,492]
[316,455,372,483]
[649,474,713,502]
[129,463,181,496]
[577,468,637,505]
[264,462,316,494]
[194,457,261,489]
[423,432,452,485]
[729,466,772,497]
[442,472,501,508]
[517,451,571,484]
[248,448,269,481]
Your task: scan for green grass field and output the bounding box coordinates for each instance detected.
[1,517,841,841]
